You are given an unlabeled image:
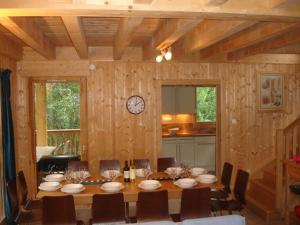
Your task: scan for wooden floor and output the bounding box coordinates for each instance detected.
[243,208,285,225]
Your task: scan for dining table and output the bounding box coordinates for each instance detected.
[36,172,224,205]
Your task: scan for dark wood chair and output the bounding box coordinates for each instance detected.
[42,195,84,225]
[7,179,42,225]
[90,193,126,224]
[221,162,233,195]
[220,169,249,214]
[99,160,120,175]
[133,159,151,169]
[68,160,89,170]
[136,190,170,222]
[157,157,176,172]
[17,170,42,210]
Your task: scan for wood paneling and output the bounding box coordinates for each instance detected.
[15,50,300,196]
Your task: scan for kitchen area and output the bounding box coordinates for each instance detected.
[161,85,217,173]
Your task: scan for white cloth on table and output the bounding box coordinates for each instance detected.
[182,215,245,225]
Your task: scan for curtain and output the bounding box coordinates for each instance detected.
[1,69,16,225]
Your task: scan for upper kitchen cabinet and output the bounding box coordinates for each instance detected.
[162,86,195,114]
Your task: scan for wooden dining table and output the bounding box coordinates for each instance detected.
[36,172,224,205]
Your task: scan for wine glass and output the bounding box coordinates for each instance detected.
[65,169,73,183]
[169,167,177,182]
[109,169,117,181]
[142,167,151,180]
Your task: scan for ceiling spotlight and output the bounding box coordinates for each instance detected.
[156,54,163,63]
[164,47,172,61]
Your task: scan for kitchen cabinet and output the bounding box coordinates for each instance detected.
[161,86,195,114]
[162,136,215,172]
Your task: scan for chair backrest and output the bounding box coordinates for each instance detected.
[133,159,151,169]
[233,169,249,204]
[180,187,211,220]
[137,190,169,221]
[157,157,176,172]
[6,180,19,220]
[68,160,88,170]
[17,170,28,207]
[42,195,77,225]
[99,160,120,175]
[91,193,125,223]
[221,162,233,194]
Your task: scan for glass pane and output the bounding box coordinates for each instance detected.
[196,87,216,122]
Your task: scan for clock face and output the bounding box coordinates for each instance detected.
[126,95,145,115]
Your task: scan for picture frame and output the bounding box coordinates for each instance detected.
[257,72,285,112]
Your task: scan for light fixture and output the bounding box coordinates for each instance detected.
[155,47,172,63]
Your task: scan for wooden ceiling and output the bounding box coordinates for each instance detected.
[0,0,300,62]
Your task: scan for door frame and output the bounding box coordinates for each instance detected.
[160,79,221,176]
[29,76,88,194]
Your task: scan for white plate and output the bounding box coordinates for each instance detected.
[100,184,124,193]
[196,177,218,184]
[61,186,86,194]
[138,183,161,191]
[174,181,197,189]
[38,184,62,192]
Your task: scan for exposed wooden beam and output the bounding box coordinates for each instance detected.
[200,22,298,59]
[238,53,300,64]
[270,0,300,8]
[184,20,258,53]
[206,0,229,6]
[113,17,143,60]
[0,32,22,60]
[133,0,153,4]
[228,27,300,60]
[0,1,300,21]
[61,16,88,59]
[0,17,55,59]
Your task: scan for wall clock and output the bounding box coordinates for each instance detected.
[126,95,145,115]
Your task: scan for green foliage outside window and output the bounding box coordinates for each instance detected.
[46,83,80,130]
[196,87,216,122]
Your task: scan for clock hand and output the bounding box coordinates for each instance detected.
[135,100,141,106]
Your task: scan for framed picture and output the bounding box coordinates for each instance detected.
[257,72,285,112]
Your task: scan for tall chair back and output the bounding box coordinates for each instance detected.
[233,169,249,204]
[137,190,169,221]
[133,159,151,169]
[6,180,19,220]
[180,187,211,220]
[91,193,125,223]
[99,160,120,175]
[17,171,28,207]
[221,162,233,194]
[157,157,175,172]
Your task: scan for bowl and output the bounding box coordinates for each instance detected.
[39,182,61,191]
[44,174,65,182]
[190,168,207,176]
[101,182,124,193]
[140,180,160,188]
[61,183,85,194]
[175,178,196,188]
[196,174,217,184]
[165,167,183,176]
[138,181,161,191]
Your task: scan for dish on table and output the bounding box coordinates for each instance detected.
[43,174,65,182]
[39,181,61,191]
[102,170,122,179]
[174,178,197,189]
[61,183,85,194]
[196,174,217,184]
[101,182,124,193]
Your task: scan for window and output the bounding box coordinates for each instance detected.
[196,87,216,122]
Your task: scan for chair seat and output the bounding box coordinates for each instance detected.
[220,199,244,212]
[25,199,43,210]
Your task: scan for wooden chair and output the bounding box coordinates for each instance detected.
[42,195,84,225]
[68,160,89,170]
[220,169,249,214]
[7,180,42,225]
[99,160,120,175]
[157,157,176,172]
[17,171,42,210]
[221,162,233,195]
[133,159,151,169]
[90,193,126,224]
[136,190,170,222]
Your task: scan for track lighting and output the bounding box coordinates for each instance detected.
[155,47,172,63]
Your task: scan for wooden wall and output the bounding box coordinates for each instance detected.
[16,48,300,196]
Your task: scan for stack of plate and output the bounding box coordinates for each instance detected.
[61,184,85,194]
[165,167,183,176]
[174,178,197,189]
[190,168,207,177]
[138,180,161,191]
[39,182,61,191]
[101,182,124,193]
[43,174,65,182]
[196,174,217,184]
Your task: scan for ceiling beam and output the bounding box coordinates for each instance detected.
[184,20,258,53]
[0,33,22,60]
[205,0,229,6]
[114,17,143,60]
[133,0,153,4]
[200,22,298,59]
[61,16,88,59]
[270,0,300,8]
[238,53,300,64]
[0,17,55,59]
[0,1,300,21]
[228,27,300,60]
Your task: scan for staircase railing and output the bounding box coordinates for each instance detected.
[276,116,300,217]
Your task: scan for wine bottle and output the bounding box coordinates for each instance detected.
[129,160,136,182]
[123,160,130,182]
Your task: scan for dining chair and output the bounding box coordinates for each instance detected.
[99,160,120,175]
[7,179,42,225]
[133,159,151,169]
[42,195,84,225]
[68,160,89,170]
[136,190,170,222]
[157,157,176,172]
[90,193,126,224]
[221,162,233,196]
[17,170,42,210]
[220,169,249,214]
